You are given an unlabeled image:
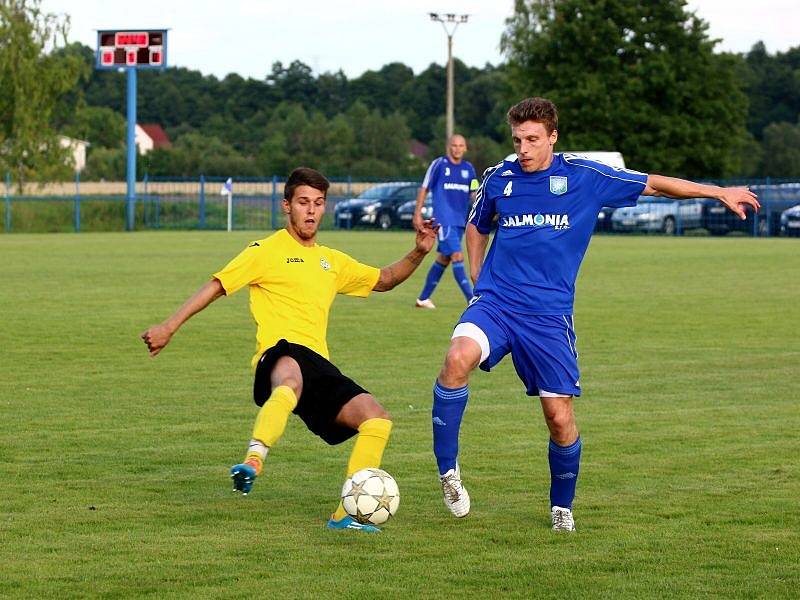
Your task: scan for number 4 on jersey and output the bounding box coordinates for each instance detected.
[503,181,513,197]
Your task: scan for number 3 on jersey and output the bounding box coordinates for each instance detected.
[503,181,513,197]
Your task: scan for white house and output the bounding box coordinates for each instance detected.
[58,135,89,172]
[134,124,172,155]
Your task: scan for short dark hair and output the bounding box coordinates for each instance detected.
[284,167,330,201]
[507,97,558,134]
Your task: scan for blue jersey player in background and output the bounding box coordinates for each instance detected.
[431,97,760,531]
[413,135,479,309]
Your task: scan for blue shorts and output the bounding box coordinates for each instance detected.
[453,298,581,397]
[437,225,465,257]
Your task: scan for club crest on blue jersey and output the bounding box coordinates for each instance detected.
[461,169,469,178]
[549,176,568,195]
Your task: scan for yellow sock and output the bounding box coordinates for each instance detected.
[332,417,393,520]
[246,386,298,474]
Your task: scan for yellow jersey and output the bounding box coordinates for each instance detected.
[212,229,380,367]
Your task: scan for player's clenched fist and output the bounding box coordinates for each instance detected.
[141,324,173,356]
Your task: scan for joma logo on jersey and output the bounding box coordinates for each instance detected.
[286,257,304,263]
[501,213,570,230]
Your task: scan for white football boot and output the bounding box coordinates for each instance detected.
[415,298,436,309]
[551,506,576,531]
[440,464,470,517]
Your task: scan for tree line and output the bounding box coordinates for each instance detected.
[3,0,800,187]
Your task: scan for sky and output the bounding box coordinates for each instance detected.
[41,0,798,80]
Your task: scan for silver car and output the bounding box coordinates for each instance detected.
[612,197,704,234]
[780,204,800,237]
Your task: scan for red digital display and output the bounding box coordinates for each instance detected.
[97,30,167,68]
[115,32,148,47]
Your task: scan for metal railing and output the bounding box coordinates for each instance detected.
[3,172,799,237]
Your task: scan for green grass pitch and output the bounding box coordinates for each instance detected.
[1,231,798,598]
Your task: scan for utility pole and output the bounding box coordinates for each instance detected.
[429,13,469,143]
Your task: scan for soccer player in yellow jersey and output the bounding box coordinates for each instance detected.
[141,167,438,532]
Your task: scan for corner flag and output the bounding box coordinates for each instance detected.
[221,178,233,231]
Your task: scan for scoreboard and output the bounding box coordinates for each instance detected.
[96,30,168,69]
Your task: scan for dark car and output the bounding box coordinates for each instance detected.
[594,206,618,232]
[397,193,432,229]
[334,182,418,230]
[780,204,800,237]
[701,184,800,236]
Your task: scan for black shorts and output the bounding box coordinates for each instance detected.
[253,339,368,445]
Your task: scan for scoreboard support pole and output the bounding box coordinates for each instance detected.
[96,29,167,231]
[126,67,137,231]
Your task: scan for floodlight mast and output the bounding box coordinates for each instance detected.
[429,12,469,143]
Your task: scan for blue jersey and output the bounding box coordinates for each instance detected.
[469,153,648,314]
[423,156,478,227]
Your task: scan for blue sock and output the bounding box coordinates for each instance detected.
[548,437,582,509]
[432,381,468,475]
[451,260,473,301]
[419,261,446,301]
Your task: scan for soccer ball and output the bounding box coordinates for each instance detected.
[341,468,400,525]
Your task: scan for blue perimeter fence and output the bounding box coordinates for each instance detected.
[3,172,800,237]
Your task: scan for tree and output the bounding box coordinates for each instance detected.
[740,42,800,141]
[501,0,750,178]
[397,63,447,144]
[267,61,317,105]
[315,70,349,117]
[63,104,126,149]
[0,0,86,188]
[349,63,414,114]
[759,122,800,178]
[458,64,514,142]
[463,135,507,175]
[143,132,257,177]
[81,146,125,180]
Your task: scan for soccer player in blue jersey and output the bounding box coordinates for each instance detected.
[413,134,480,308]
[431,97,760,531]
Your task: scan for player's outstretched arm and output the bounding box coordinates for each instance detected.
[465,223,489,285]
[373,219,439,292]
[411,186,428,232]
[643,174,761,220]
[140,278,226,356]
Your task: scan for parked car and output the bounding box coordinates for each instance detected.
[594,206,618,232]
[611,198,704,234]
[334,182,418,229]
[780,204,800,237]
[397,193,432,228]
[701,184,800,236]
